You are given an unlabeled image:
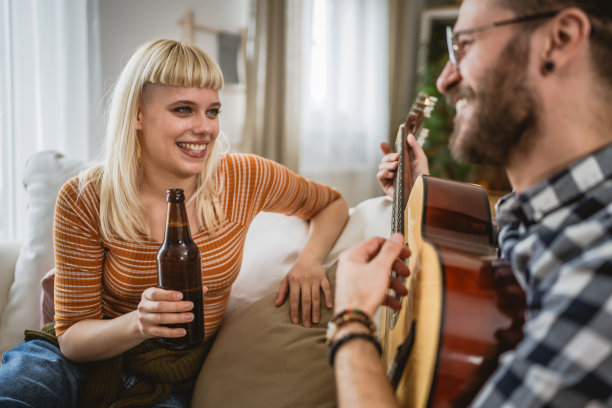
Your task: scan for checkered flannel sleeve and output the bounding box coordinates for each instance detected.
[473,146,612,407]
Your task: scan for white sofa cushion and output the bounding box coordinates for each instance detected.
[0,241,23,321]
[0,151,84,354]
[226,194,392,315]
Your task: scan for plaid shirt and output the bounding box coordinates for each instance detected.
[472,143,612,407]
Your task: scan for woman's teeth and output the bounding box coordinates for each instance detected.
[177,142,207,153]
[456,99,467,110]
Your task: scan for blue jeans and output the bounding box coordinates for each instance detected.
[0,340,190,408]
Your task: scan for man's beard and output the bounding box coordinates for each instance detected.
[448,34,540,167]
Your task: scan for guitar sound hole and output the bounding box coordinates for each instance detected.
[388,320,417,389]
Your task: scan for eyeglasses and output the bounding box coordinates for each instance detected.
[446,10,560,67]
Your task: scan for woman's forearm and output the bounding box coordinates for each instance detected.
[57,311,144,362]
[298,197,349,263]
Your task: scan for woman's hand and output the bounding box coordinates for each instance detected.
[275,258,333,327]
[57,285,209,362]
[136,286,208,339]
[377,133,430,198]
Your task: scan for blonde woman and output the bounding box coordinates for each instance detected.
[0,39,348,407]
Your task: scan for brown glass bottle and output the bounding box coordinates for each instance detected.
[157,188,204,350]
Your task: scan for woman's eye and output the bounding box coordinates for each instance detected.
[206,108,221,118]
[173,106,192,114]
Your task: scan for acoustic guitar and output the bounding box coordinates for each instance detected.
[378,93,526,407]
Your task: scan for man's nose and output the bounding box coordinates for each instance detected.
[436,60,462,95]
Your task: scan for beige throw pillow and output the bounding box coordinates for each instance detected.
[191,263,338,408]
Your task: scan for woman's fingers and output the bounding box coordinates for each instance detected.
[137,287,196,338]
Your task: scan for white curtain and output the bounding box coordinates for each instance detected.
[0,0,101,240]
[241,0,301,172]
[299,0,389,206]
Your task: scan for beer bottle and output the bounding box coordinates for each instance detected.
[157,188,204,350]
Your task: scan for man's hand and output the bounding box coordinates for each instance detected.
[335,233,410,318]
[377,133,430,198]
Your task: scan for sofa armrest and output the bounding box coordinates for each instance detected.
[0,241,22,319]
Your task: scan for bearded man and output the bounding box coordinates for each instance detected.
[329,0,612,406]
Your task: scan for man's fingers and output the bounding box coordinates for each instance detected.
[382,294,403,311]
[375,234,404,260]
[389,275,408,297]
[342,236,388,263]
[380,141,394,155]
[392,257,411,278]
[378,159,398,172]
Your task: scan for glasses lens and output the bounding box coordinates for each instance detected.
[445,26,457,66]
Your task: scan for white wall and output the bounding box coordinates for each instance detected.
[97,0,249,154]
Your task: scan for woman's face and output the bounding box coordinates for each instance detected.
[136,83,221,184]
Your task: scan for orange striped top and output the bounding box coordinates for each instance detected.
[53,153,341,338]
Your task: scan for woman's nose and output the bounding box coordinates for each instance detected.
[436,60,462,95]
[194,113,216,135]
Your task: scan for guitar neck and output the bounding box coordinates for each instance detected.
[391,123,412,235]
[390,92,436,237]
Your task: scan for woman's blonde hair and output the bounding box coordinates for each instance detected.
[80,39,226,242]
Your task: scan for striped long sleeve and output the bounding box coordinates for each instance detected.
[53,153,341,338]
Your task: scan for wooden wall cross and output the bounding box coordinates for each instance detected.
[177,10,219,43]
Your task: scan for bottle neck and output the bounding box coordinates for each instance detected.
[163,200,193,243]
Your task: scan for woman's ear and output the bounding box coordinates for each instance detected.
[136,111,143,131]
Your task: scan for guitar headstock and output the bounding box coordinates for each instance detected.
[403,92,438,147]
[392,92,438,235]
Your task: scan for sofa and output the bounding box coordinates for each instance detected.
[0,150,392,406]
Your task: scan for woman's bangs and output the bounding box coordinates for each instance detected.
[147,44,223,90]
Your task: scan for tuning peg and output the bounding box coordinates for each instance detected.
[417,128,430,145]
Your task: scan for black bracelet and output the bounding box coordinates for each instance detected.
[328,332,383,367]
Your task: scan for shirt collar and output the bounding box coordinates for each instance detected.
[497,143,612,227]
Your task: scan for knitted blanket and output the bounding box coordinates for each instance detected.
[25,322,212,408]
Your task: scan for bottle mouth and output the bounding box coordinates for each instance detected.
[166,188,185,202]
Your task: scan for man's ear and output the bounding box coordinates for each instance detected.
[541,7,591,69]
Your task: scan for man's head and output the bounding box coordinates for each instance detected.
[437,0,612,168]
[495,0,612,88]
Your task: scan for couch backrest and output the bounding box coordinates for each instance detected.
[0,151,84,355]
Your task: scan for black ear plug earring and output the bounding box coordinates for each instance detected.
[544,61,555,73]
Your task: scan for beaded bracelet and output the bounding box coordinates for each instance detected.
[332,308,371,323]
[325,308,377,345]
[327,332,383,367]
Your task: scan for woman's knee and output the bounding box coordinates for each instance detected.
[0,340,85,407]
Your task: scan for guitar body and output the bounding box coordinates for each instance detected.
[380,175,525,407]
